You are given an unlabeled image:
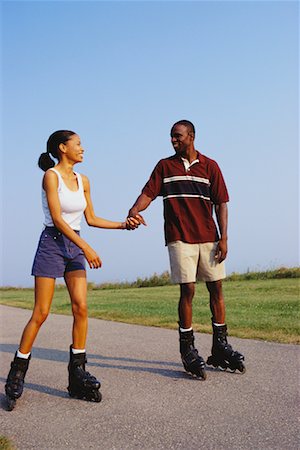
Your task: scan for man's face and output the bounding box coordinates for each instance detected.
[170,124,194,155]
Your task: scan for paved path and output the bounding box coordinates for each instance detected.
[0,305,299,450]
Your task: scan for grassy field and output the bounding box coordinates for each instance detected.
[1,276,299,344]
[0,436,16,450]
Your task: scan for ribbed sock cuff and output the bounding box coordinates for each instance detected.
[179,327,193,333]
[213,322,225,327]
[71,348,86,354]
[17,350,31,359]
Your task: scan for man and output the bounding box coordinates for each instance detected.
[128,120,245,379]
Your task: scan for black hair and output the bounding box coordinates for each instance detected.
[171,120,195,136]
[38,130,76,171]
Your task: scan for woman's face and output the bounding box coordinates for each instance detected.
[62,134,84,163]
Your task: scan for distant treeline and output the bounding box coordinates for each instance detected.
[86,267,300,290]
[1,267,299,291]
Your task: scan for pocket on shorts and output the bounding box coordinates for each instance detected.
[36,230,49,250]
[37,229,63,254]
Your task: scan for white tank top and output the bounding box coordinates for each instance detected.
[42,168,87,231]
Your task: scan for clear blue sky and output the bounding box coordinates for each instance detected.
[1,0,299,287]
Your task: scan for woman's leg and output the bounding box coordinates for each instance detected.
[64,270,88,349]
[19,277,56,353]
[65,270,102,402]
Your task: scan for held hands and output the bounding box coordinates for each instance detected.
[123,213,147,230]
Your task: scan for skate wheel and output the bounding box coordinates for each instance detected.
[206,356,220,370]
[228,362,246,374]
[206,356,213,366]
[184,363,207,380]
[199,369,207,380]
[92,390,102,402]
[238,364,246,374]
[83,389,102,402]
[186,370,207,380]
[6,397,16,411]
[69,388,102,402]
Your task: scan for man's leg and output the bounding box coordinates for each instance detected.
[178,282,195,328]
[206,280,245,373]
[168,242,206,378]
[177,282,206,378]
[206,280,225,324]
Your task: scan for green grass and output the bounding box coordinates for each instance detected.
[0,436,16,450]
[1,277,299,344]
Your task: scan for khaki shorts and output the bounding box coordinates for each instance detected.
[167,241,226,283]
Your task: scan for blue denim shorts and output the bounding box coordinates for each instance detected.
[31,227,86,278]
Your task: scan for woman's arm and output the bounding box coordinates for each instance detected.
[43,170,101,268]
[82,175,140,229]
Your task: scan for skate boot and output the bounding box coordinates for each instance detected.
[5,353,31,411]
[179,328,207,379]
[67,346,102,402]
[206,322,245,373]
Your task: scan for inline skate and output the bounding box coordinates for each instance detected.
[179,328,207,380]
[206,322,245,373]
[5,353,31,411]
[67,346,102,402]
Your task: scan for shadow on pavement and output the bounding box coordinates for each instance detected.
[0,381,68,411]
[1,343,213,382]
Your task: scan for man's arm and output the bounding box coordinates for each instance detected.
[128,193,153,225]
[214,202,228,263]
[129,160,163,224]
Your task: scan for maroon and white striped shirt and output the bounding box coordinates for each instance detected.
[142,152,229,245]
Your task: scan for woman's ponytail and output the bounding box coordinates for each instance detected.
[38,152,55,172]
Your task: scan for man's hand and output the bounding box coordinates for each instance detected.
[127,209,147,227]
[127,194,152,227]
[215,238,228,263]
[123,214,147,230]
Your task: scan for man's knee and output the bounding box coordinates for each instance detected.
[206,280,223,295]
[180,282,195,301]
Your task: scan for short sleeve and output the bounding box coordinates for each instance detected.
[209,161,229,204]
[142,160,164,200]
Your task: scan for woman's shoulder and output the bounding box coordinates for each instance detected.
[43,167,60,188]
[76,173,89,188]
[44,167,59,177]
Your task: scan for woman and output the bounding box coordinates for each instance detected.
[5,130,140,409]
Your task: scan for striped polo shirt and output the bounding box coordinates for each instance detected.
[142,152,229,245]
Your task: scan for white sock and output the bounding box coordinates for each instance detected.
[71,347,86,354]
[213,322,225,327]
[17,350,31,359]
[180,327,193,333]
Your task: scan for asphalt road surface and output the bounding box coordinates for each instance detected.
[0,305,299,450]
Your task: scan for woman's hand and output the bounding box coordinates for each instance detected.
[82,244,102,269]
[123,214,146,230]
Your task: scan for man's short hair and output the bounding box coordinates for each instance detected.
[172,120,195,136]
